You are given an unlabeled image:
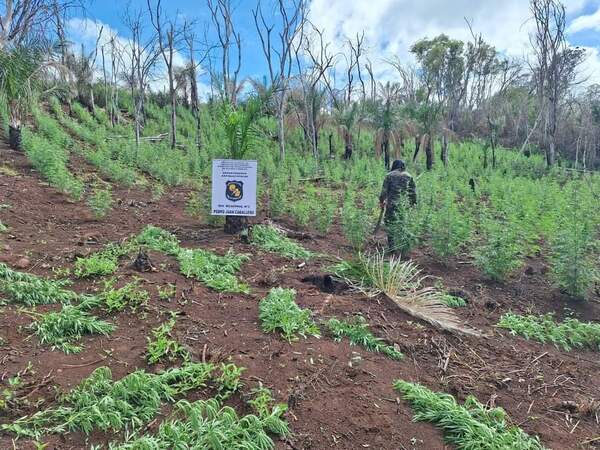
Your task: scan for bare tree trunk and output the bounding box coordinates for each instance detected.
[441,133,448,167]
[425,134,433,170]
[277,93,286,160]
[328,132,334,159]
[412,134,421,162]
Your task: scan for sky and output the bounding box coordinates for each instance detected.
[66,0,600,92]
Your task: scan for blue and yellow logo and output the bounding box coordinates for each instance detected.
[226,180,243,201]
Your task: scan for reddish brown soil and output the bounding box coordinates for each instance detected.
[1,144,599,450]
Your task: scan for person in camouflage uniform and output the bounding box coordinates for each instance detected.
[379,159,417,252]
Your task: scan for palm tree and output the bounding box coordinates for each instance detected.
[219,94,265,234]
[0,46,49,149]
[334,101,360,160]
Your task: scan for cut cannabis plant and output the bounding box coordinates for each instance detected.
[259,288,320,342]
[251,224,313,259]
[394,380,545,450]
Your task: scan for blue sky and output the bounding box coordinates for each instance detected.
[68,0,600,91]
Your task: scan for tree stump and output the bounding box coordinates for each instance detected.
[133,249,154,272]
[224,215,247,235]
[8,126,21,151]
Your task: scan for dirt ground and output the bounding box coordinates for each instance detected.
[1,143,599,450]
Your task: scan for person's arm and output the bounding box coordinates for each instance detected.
[409,176,417,206]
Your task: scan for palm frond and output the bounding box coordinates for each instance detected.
[333,252,482,336]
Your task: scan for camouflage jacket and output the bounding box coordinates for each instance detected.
[379,170,417,209]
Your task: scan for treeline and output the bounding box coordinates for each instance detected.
[0,0,598,170]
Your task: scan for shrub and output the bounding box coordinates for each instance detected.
[430,192,471,259]
[473,217,523,281]
[259,288,320,342]
[341,196,371,251]
[87,184,113,219]
[548,192,599,298]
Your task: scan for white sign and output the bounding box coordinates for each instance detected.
[211,159,258,216]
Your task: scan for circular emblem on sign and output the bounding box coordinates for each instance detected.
[226,180,243,201]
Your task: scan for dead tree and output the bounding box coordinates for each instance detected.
[0,0,64,49]
[124,6,159,150]
[148,0,181,150]
[253,0,306,160]
[530,0,585,167]
[298,24,336,158]
[207,0,241,105]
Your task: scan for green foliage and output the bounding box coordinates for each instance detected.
[430,191,471,259]
[498,312,600,352]
[177,248,250,293]
[442,294,467,308]
[146,317,187,364]
[135,225,181,255]
[29,305,115,353]
[2,362,216,438]
[106,397,288,450]
[157,283,176,301]
[221,95,264,159]
[385,198,421,255]
[259,288,320,342]
[135,226,249,293]
[87,184,113,219]
[251,225,312,259]
[341,195,372,251]
[215,363,245,399]
[101,279,149,312]
[548,189,599,298]
[326,315,403,360]
[0,263,78,305]
[394,379,545,450]
[247,385,289,436]
[20,128,84,200]
[0,221,8,233]
[73,242,130,279]
[473,217,523,281]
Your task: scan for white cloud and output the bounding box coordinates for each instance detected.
[66,17,209,96]
[308,0,600,86]
[568,6,600,32]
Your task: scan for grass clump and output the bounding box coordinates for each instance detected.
[251,224,313,259]
[2,362,216,439]
[498,312,600,351]
[146,317,188,364]
[259,288,320,342]
[326,315,403,360]
[0,263,78,305]
[28,305,115,353]
[178,248,250,293]
[394,380,545,450]
[0,221,8,233]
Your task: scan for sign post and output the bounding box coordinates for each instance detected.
[211,159,257,217]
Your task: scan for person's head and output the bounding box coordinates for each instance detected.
[391,159,406,172]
